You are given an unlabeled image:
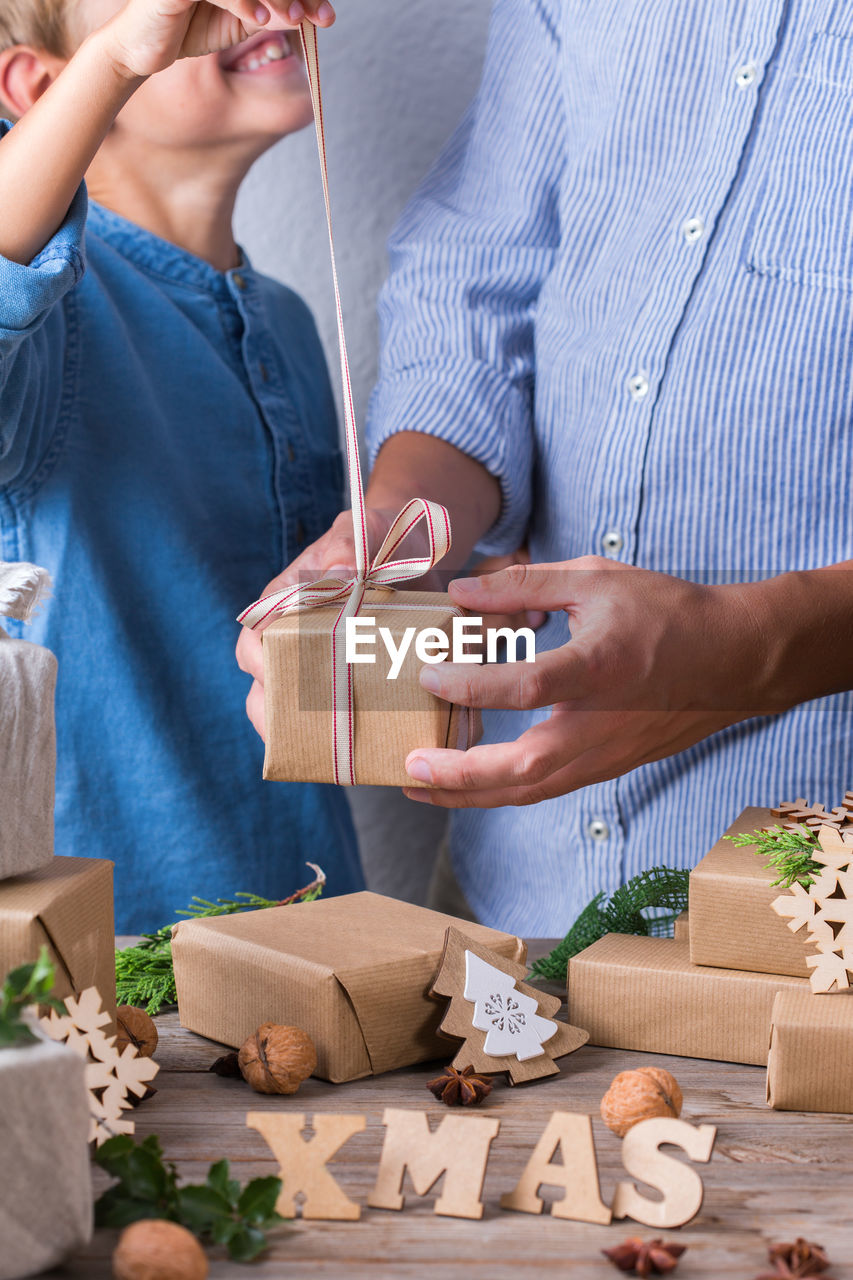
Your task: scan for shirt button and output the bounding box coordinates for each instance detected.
[259,362,269,382]
[295,519,305,544]
[587,818,610,842]
[287,443,296,463]
[232,272,247,290]
[601,529,624,556]
[735,63,757,88]
[627,372,650,400]
[682,216,704,244]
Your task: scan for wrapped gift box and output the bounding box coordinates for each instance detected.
[262,589,473,787]
[0,857,116,1024]
[689,807,811,978]
[172,891,525,1082]
[673,911,689,942]
[767,988,853,1113]
[0,1037,92,1280]
[0,631,56,881]
[567,934,807,1066]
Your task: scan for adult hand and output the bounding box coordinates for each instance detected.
[403,556,780,807]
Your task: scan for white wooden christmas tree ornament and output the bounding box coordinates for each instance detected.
[771,825,853,993]
[430,927,588,1085]
[40,986,159,1145]
[464,951,557,1061]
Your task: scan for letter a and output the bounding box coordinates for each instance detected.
[500,1112,611,1224]
[368,1108,500,1219]
[246,1113,366,1220]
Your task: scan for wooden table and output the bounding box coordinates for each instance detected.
[54,942,853,1279]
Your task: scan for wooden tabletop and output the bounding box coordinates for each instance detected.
[54,941,853,1280]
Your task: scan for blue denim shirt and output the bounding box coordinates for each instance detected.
[0,143,363,930]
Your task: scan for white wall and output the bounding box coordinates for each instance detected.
[234,1,492,902]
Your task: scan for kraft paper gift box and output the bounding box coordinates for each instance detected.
[171,891,525,1082]
[0,623,56,882]
[767,988,853,1113]
[567,934,808,1066]
[262,589,474,788]
[0,857,116,1025]
[689,807,811,978]
[0,1037,92,1280]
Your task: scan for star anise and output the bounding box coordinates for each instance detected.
[602,1237,687,1277]
[754,1238,834,1279]
[426,1063,493,1106]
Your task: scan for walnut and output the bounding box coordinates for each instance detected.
[115,1006,159,1058]
[112,1220,207,1280]
[237,1022,317,1094]
[600,1066,683,1138]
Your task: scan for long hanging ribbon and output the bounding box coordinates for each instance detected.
[238,20,453,786]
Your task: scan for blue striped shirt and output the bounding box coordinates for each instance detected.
[367,0,853,934]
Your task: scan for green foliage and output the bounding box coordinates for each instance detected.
[724,824,822,888]
[529,866,690,982]
[115,873,326,1015]
[0,946,65,1048]
[94,1135,286,1263]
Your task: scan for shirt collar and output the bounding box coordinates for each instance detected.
[88,199,250,295]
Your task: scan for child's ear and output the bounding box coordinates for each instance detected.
[0,46,64,120]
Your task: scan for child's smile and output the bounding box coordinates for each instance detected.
[219,30,301,79]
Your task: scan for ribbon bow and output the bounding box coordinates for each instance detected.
[238,23,453,786]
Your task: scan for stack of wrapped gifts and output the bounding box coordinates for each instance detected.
[567,805,853,1114]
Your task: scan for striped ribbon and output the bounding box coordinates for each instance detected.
[238,20,453,787]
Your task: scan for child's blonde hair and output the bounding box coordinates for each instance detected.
[0,0,67,56]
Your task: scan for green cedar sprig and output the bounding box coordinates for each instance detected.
[724,824,822,889]
[95,1134,286,1263]
[529,866,690,982]
[115,868,326,1015]
[0,946,65,1048]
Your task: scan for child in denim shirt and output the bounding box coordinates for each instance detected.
[0,0,363,929]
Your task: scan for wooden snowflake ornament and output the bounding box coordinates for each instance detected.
[40,987,159,1145]
[429,928,588,1084]
[770,792,853,834]
[771,825,853,993]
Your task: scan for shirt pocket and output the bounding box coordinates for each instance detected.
[745,31,853,292]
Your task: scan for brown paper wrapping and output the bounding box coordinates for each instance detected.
[767,988,853,1112]
[673,911,689,943]
[0,857,116,1025]
[567,934,807,1066]
[172,891,525,1082]
[0,1038,92,1279]
[689,807,811,978]
[262,589,471,787]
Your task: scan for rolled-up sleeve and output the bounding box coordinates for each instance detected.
[366,0,563,555]
[0,118,87,489]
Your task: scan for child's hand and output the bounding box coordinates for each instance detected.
[99,0,334,81]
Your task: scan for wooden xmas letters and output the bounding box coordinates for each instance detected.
[368,1108,500,1219]
[611,1117,717,1229]
[247,1110,716,1228]
[245,1113,365,1220]
[429,927,588,1084]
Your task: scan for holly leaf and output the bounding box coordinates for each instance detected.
[206,1158,240,1208]
[224,1223,271,1263]
[237,1177,283,1226]
[176,1184,232,1235]
[95,1188,166,1231]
